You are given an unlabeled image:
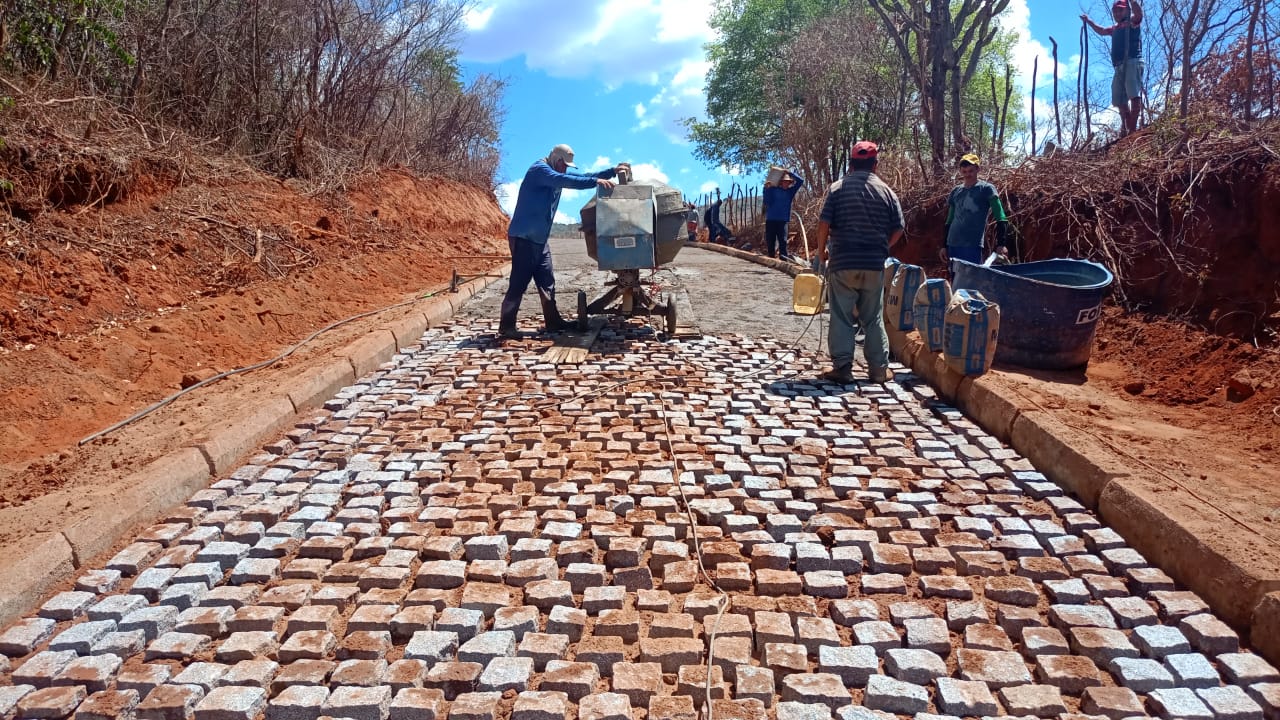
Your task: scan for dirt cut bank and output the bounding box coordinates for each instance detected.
[0,142,509,531]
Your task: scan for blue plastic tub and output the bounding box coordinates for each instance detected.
[951,258,1114,370]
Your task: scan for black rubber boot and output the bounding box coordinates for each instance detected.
[539,292,567,333]
[498,303,520,339]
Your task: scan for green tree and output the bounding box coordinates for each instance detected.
[686,0,844,173]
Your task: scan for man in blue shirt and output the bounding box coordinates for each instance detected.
[500,144,625,339]
[944,153,1008,267]
[762,170,804,260]
[704,190,733,245]
[1083,0,1144,137]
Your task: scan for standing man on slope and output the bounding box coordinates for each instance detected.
[500,144,626,339]
[762,170,805,261]
[1083,0,1144,137]
[815,141,905,385]
[943,153,1009,267]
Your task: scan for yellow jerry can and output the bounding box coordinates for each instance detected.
[792,271,824,315]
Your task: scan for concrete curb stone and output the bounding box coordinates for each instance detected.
[194,397,298,476]
[1252,593,1280,665]
[1099,477,1280,629]
[385,313,430,351]
[61,447,211,567]
[340,330,399,380]
[286,360,357,413]
[0,534,76,628]
[699,242,1280,666]
[0,269,510,631]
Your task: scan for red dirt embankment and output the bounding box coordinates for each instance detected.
[0,153,509,512]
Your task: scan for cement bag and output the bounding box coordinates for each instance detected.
[883,257,901,291]
[886,263,925,331]
[881,257,901,324]
[943,289,1000,376]
[913,278,952,353]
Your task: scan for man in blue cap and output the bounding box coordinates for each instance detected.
[500,144,627,339]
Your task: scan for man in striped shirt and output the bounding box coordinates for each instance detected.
[814,141,905,384]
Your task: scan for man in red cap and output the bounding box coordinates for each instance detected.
[814,140,905,385]
[1083,0,1144,137]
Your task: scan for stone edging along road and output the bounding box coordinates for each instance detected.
[691,240,1280,664]
[0,266,512,631]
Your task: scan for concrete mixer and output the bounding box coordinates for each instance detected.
[576,170,687,334]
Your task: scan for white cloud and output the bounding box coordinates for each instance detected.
[464,6,496,31]
[633,58,711,142]
[462,0,716,86]
[1003,1,1105,153]
[698,180,718,194]
[628,162,669,184]
[463,0,715,146]
[495,180,519,216]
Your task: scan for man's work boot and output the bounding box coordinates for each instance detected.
[498,304,521,340]
[820,365,855,384]
[868,366,891,383]
[539,295,567,333]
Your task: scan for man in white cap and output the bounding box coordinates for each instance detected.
[500,144,628,339]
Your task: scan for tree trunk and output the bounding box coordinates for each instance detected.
[1179,0,1203,117]
[1245,0,1261,120]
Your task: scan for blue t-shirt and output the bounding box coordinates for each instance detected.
[1111,20,1142,65]
[507,160,616,244]
[762,175,805,222]
[946,181,1001,248]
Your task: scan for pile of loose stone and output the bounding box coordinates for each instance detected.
[1,322,1277,720]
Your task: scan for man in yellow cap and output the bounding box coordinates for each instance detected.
[943,153,1009,268]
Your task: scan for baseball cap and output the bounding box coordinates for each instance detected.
[548,144,576,167]
[851,141,879,159]
[960,153,981,166]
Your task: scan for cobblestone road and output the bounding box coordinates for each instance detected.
[1,265,1278,720]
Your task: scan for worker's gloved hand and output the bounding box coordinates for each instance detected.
[995,221,1009,246]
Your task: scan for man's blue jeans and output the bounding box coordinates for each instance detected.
[500,236,555,328]
[827,268,889,373]
[947,244,983,265]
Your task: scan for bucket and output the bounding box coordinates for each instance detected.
[793,272,824,315]
[951,258,1113,370]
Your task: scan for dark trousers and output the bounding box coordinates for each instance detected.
[710,222,732,244]
[500,237,555,328]
[765,220,789,258]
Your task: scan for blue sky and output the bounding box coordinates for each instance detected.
[460,1,1111,223]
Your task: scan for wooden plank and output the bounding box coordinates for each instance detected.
[670,286,701,339]
[541,317,606,364]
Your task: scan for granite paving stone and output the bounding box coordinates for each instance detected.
[0,321,1269,720]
